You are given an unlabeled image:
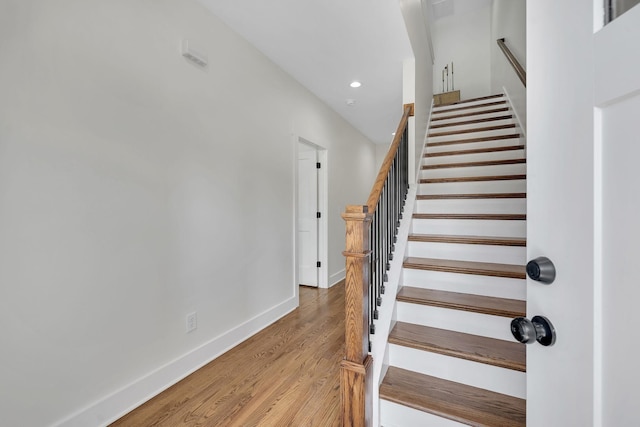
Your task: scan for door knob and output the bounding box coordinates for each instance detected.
[526,257,556,284]
[511,315,556,346]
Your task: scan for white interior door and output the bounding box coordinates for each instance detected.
[528,1,640,425]
[297,142,318,287]
[594,4,640,426]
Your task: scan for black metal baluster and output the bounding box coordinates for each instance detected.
[365,120,411,354]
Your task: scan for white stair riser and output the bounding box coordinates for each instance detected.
[407,241,526,265]
[433,98,505,112]
[431,110,510,125]
[419,180,526,195]
[411,219,526,238]
[396,301,516,341]
[415,198,526,214]
[432,104,509,119]
[420,163,526,179]
[380,400,466,427]
[402,268,526,300]
[423,149,524,165]
[389,345,526,399]
[426,137,523,154]
[427,128,519,144]
[429,118,514,134]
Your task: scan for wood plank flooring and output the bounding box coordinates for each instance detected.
[110,284,345,427]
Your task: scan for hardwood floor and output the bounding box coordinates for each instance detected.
[110,283,344,427]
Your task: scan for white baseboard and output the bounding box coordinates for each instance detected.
[329,269,345,287]
[53,296,298,427]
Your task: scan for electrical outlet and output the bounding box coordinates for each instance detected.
[186,312,197,333]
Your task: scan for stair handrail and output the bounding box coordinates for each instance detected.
[341,103,413,426]
[497,38,526,87]
[365,104,413,212]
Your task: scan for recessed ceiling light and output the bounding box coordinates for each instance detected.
[350,81,362,88]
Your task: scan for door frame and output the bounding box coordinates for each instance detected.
[294,136,328,289]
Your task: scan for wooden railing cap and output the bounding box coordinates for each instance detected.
[345,205,368,214]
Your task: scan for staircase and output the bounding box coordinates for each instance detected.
[379,94,527,426]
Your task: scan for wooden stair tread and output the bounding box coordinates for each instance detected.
[380,367,526,426]
[428,133,521,147]
[403,257,526,279]
[417,193,526,200]
[431,107,510,122]
[448,94,504,105]
[409,234,526,246]
[430,114,513,130]
[432,100,507,115]
[425,145,524,158]
[397,286,526,318]
[420,174,526,184]
[389,322,526,371]
[429,123,516,138]
[413,213,526,221]
[422,158,525,170]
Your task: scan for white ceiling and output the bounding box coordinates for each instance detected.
[196,0,414,145]
[431,0,493,21]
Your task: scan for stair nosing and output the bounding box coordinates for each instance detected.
[412,213,527,221]
[417,193,526,200]
[416,193,526,200]
[380,367,526,427]
[428,133,522,147]
[396,286,526,318]
[389,322,526,372]
[421,158,526,170]
[403,256,526,279]
[429,114,513,130]
[420,174,527,184]
[425,145,524,158]
[408,233,526,247]
[428,123,516,138]
[431,107,510,122]
[432,100,507,115]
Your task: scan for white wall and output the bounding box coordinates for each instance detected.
[0,1,376,425]
[375,142,392,172]
[399,0,434,183]
[491,0,527,132]
[432,2,492,100]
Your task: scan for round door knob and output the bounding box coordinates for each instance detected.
[510,315,556,346]
[526,257,556,284]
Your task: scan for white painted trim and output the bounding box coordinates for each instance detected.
[413,99,434,185]
[329,268,346,287]
[317,148,329,288]
[502,86,526,138]
[292,133,301,302]
[294,136,329,288]
[53,297,298,427]
[408,116,416,184]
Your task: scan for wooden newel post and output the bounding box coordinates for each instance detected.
[341,205,373,427]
